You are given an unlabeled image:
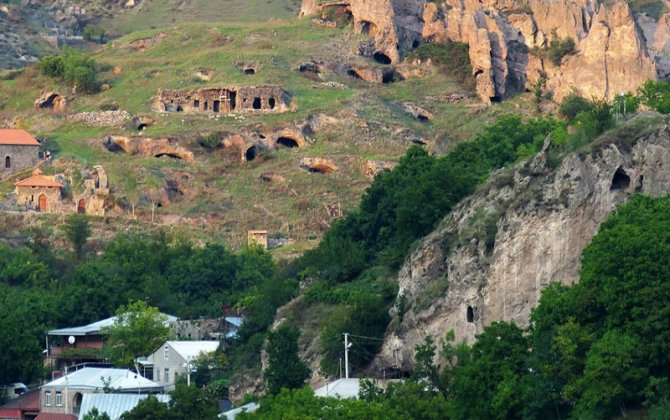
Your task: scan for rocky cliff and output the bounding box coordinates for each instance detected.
[301,0,669,104]
[371,114,670,372]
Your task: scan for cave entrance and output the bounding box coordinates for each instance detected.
[175,105,183,112]
[268,97,276,109]
[245,145,258,161]
[276,137,300,149]
[467,306,474,323]
[373,51,392,65]
[347,69,362,80]
[204,101,209,111]
[611,167,630,191]
[252,98,262,110]
[193,100,200,109]
[360,20,378,36]
[155,153,182,160]
[230,91,237,111]
[77,199,86,214]
[213,100,220,113]
[382,70,402,84]
[244,68,256,75]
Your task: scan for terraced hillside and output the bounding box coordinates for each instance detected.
[0,12,536,254]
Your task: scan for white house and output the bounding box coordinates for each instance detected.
[39,367,162,417]
[151,341,219,389]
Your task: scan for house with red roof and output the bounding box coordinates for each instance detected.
[0,129,41,175]
[14,169,63,212]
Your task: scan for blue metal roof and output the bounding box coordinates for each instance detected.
[48,314,178,336]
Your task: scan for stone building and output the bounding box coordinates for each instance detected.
[153,86,290,114]
[14,169,63,212]
[151,341,219,390]
[75,165,110,215]
[0,129,40,175]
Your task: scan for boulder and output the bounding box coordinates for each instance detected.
[34,92,66,111]
[300,157,338,173]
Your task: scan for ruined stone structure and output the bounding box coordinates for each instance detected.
[248,230,268,249]
[14,168,62,212]
[0,129,40,176]
[75,165,110,216]
[152,86,290,114]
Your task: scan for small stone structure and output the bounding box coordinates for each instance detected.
[173,318,225,340]
[248,230,268,249]
[0,129,41,176]
[14,169,63,212]
[75,165,110,216]
[152,86,290,114]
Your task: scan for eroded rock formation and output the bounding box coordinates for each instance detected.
[302,0,665,104]
[34,92,66,111]
[102,135,194,162]
[371,115,670,372]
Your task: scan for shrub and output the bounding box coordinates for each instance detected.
[40,56,65,78]
[532,34,576,66]
[409,41,476,92]
[637,79,670,114]
[559,93,593,121]
[198,133,223,151]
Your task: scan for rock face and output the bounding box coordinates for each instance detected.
[372,115,670,372]
[301,0,663,103]
[422,0,656,103]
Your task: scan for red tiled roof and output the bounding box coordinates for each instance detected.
[0,389,40,411]
[0,129,40,146]
[35,413,77,420]
[14,169,63,188]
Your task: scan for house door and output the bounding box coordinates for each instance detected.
[38,194,47,211]
[77,198,86,214]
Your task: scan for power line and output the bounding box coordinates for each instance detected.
[347,333,385,341]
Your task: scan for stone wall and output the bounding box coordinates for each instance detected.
[0,144,39,175]
[15,186,61,212]
[153,86,290,114]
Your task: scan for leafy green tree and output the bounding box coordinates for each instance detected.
[120,396,170,420]
[40,56,65,78]
[168,383,219,420]
[264,324,310,395]
[559,93,593,121]
[638,79,670,114]
[82,408,111,420]
[102,300,171,370]
[62,214,91,261]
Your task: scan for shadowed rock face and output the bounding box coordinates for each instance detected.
[371,116,670,373]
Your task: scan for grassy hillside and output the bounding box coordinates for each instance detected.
[0,15,537,254]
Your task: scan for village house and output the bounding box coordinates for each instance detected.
[14,169,63,212]
[0,129,40,175]
[150,341,219,390]
[38,368,162,418]
[77,393,170,420]
[46,314,178,372]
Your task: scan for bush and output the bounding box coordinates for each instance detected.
[198,133,223,151]
[532,34,576,66]
[559,93,593,121]
[40,56,65,78]
[39,49,99,94]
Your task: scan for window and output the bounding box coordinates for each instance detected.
[45,391,52,407]
[164,368,169,383]
[55,391,62,407]
[164,345,169,360]
[5,156,10,168]
[155,369,160,382]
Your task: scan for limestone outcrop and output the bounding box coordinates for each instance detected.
[372,114,670,372]
[301,0,663,103]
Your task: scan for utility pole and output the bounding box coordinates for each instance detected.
[344,333,350,379]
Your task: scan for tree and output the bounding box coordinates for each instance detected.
[102,300,171,371]
[168,383,219,420]
[264,324,310,395]
[62,214,91,261]
[638,79,670,114]
[82,408,111,420]
[120,396,169,420]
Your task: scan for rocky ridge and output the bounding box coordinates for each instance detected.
[370,114,670,372]
[301,0,670,104]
